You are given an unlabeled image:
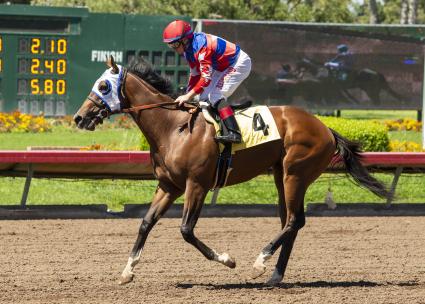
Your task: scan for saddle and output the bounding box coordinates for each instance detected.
[199,98,279,190]
[199,99,252,190]
[204,98,253,122]
[200,99,271,140]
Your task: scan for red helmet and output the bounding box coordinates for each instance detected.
[163,20,193,43]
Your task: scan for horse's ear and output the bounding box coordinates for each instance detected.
[106,55,119,74]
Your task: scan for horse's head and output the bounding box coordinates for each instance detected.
[74,56,125,131]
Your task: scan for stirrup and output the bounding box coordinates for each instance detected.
[215,132,242,144]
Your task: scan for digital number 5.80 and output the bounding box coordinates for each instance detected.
[30,79,66,95]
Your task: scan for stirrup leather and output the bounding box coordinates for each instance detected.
[216,132,241,144]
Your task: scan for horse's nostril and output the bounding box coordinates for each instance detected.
[73,114,82,125]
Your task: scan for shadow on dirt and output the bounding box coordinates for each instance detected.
[176,280,419,290]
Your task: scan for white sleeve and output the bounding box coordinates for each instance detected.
[190,66,200,76]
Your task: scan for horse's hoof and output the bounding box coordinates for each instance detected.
[118,274,134,285]
[222,254,236,269]
[215,252,236,268]
[251,264,267,279]
[266,276,282,286]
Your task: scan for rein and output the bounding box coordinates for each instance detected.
[122,102,180,113]
[119,70,199,114]
[122,101,199,113]
[87,68,200,129]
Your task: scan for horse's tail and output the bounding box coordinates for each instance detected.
[330,128,392,200]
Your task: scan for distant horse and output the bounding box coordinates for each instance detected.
[74,56,390,286]
[276,77,355,107]
[296,58,402,105]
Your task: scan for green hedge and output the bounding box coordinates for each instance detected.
[139,116,390,152]
[140,135,150,151]
[318,116,390,152]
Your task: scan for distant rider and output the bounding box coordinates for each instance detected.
[163,20,252,144]
[324,44,353,81]
[276,64,295,81]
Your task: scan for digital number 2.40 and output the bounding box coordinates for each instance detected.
[31,59,66,75]
[30,79,66,95]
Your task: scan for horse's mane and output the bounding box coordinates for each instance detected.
[127,58,177,98]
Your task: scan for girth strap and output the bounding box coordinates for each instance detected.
[212,143,233,190]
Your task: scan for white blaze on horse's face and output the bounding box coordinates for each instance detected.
[91,65,124,112]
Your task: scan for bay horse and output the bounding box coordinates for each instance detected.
[74,56,391,286]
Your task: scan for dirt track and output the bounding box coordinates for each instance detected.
[0,217,424,304]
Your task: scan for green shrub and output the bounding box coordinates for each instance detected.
[138,116,390,152]
[318,116,390,152]
[140,134,150,151]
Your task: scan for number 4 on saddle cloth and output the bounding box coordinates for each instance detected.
[200,101,282,189]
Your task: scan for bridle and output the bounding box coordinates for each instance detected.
[87,95,110,121]
[88,67,199,121]
[87,67,129,117]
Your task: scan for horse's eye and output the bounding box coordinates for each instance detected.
[98,80,111,95]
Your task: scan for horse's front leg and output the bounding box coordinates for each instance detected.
[180,180,236,268]
[119,184,182,285]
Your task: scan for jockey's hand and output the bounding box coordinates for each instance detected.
[175,94,191,106]
[175,91,195,106]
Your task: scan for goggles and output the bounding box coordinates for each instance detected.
[168,41,182,49]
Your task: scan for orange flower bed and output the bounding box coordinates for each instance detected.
[384,118,422,132]
[389,140,424,152]
[0,111,51,133]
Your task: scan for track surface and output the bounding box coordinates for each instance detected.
[1,217,424,304]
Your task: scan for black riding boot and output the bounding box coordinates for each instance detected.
[215,99,242,144]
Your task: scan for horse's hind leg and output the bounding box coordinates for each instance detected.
[252,136,334,285]
[119,183,182,285]
[266,163,299,284]
[180,180,236,268]
[266,175,306,285]
[252,172,306,283]
[272,163,287,229]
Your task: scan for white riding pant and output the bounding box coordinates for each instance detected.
[199,50,251,107]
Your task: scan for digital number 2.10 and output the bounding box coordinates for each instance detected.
[31,38,67,55]
[30,79,66,95]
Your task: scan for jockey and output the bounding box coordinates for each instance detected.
[163,19,252,144]
[276,64,294,81]
[324,44,353,81]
